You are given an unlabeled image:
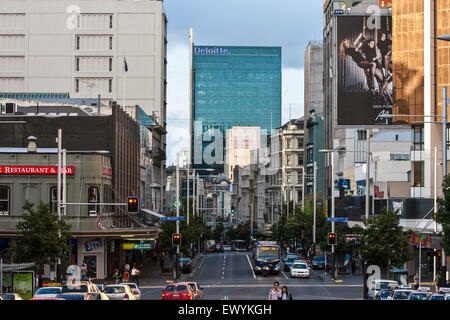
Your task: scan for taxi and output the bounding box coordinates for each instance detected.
[387,285,415,300]
[408,287,432,300]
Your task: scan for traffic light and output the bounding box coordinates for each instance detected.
[328,233,337,245]
[231,206,235,213]
[172,233,181,246]
[127,196,139,213]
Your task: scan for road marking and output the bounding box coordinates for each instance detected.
[281,271,289,279]
[246,254,256,279]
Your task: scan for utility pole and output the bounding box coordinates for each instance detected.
[176,153,180,279]
[331,151,336,280]
[313,161,317,245]
[56,129,62,282]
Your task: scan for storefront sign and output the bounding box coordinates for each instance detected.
[194,47,230,55]
[102,167,112,177]
[85,239,102,252]
[121,243,152,250]
[0,166,74,175]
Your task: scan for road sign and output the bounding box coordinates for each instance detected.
[326,217,349,222]
[173,201,181,208]
[161,216,185,221]
[248,228,257,231]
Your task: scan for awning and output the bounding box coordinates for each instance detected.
[1,263,35,272]
[141,208,165,219]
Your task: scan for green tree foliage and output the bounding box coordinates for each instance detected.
[437,175,450,253]
[357,208,411,270]
[11,202,72,274]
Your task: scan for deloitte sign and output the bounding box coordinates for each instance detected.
[194,47,230,55]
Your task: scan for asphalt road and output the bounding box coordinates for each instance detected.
[141,252,363,300]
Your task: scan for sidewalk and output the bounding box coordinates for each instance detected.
[313,269,364,285]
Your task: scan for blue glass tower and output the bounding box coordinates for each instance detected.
[190,45,282,172]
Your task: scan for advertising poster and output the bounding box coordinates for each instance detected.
[12,272,33,300]
[337,15,393,126]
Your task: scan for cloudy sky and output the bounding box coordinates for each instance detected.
[164,0,323,165]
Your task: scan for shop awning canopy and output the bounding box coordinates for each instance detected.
[1,263,35,272]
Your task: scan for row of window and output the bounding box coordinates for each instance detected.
[0,186,102,216]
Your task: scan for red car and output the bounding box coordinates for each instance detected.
[161,282,194,300]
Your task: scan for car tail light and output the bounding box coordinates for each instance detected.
[124,293,129,299]
[194,290,198,294]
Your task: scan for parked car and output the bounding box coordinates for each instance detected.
[223,245,232,252]
[33,287,62,299]
[311,256,326,270]
[161,282,194,300]
[179,258,193,273]
[206,246,215,253]
[0,293,23,300]
[103,284,136,300]
[122,283,141,300]
[289,262,310,278]
[188,282,204,300]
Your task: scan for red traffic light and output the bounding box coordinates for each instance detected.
[172,233,181,246]
[328,233,337,245]
[127,196,139,213]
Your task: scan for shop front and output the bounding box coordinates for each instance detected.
[77,238,106,280]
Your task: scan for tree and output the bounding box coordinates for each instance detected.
[11,201,72,276]
[437,175,450,253]
[357,208,411,277]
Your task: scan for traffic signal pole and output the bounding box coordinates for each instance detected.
[176,153,180,279]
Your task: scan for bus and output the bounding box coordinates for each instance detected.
[231,240,247,252]
[252,241,281,275]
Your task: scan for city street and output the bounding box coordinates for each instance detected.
[140,252,363,300]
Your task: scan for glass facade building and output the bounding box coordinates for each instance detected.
[191,45,282,172]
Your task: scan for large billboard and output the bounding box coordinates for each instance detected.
[337,15,393,126]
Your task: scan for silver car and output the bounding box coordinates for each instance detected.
[122,283,141,300]
[33,287,62,299]
[188,282,204,300]
[103,284,136,300]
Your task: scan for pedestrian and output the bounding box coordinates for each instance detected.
[122,268,130,283]
[351,256,356,274]
[81,262,87,281]
[413,272,420,290]
[280,286,293,300]
[112,268,121,285]
[434,271,441,293]
[131,265,139,286]
[268,281,282,300]
[124,263,130,272]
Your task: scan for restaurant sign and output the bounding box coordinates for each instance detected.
[0,166,74,175]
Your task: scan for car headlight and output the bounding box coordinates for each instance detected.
[255,266,261,270]
[274,266,280,270]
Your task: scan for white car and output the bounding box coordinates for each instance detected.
[122,283,141,300]
[188,282,204,300]
[223,245,232,252]
[367,280,399,300]
[290,262,310,278]
[33,287,62,299]
[103,284,136,300]
[388,289,415,300]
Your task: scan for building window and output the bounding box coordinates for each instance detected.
[75,79,80,93]
[0,186,10,215]
[109,15,113,29]
[76,36,80,50]
[50,186,57,212]
[297,138,304,149]
[109,58,112,72]
[413,161,424,187]
[413,126,424,151]
[88,186,99,216]
[76,57,80,72]
[357,129,367,141]
[298,154,304,166]
[109,36,113,50]
[108,79,112,93]
[390,153,410,161]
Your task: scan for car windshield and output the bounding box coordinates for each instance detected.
[410,293,428,300]
[393,291,412,300]
[165,285,176,292]
[429,295,444,300]
[57,294,86,300]
[379,290,393,298]
[188,283,197,290]
[125,284,137,290]
[176,285,188,292]
[292,263,307,269]
[36,288,61,294]
[0,294,15,300]
[105,286,125,294]
[286,257,298,263]
[313,256,325,261]
[61,285,88,293]
[377,282,395,290]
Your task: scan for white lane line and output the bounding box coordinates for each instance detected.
[281,271,289,279]
[246,254,256,279]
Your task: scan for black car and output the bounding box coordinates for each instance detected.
[214,244,224,253]
[311,256,326,270]
[179,258,193,273]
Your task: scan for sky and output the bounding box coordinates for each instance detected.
[163,0,324,165]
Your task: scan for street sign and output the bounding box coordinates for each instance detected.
[173,201,181,208]
[249,228,257,231]
[161,216,185,221]
[326,217,348,222]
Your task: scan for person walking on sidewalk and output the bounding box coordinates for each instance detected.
[268,281,282,300]
[434,271,442,293]
[413,272,420,290]
[131,265,140,286]
[122,268,130,283]
[112,268,121,285]
[280,286,293,300]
